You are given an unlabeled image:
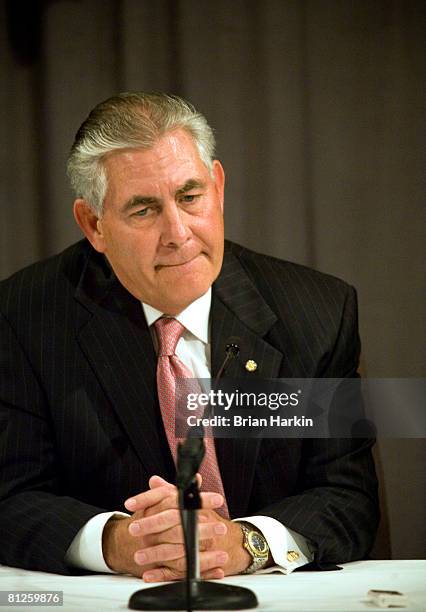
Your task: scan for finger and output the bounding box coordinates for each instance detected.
[201,568,225,580]
[142,519,226,546]
[143,491,178,518]
[141,552,228,582]
[142,566,182,583]
[144,491,223,519]
[134,543,185,566]
[169,549,228,574]
[125,484,175,512]
[200,492,224,511]
[198,550,229,574]
[199,521,227,540]
[142,522,183,545]
[150,474,202,492]
[129,508,181,536]
[149,475,176,490]
[133,476,221,515]
[199,538,214,552]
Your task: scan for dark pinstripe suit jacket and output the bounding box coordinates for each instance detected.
[0,239,379,574]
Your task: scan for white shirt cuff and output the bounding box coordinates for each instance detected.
[234,515,314,574]
[65,511,130,573]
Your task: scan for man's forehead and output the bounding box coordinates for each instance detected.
[104,153,208,189]
[102,134,212,208]
[104,129,201,169]
[106,145,208,192]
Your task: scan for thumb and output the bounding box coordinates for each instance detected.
[149,475,175,490]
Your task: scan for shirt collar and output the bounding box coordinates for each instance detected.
[142,288,211,344]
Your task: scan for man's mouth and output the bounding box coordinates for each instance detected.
[155,254,201,270]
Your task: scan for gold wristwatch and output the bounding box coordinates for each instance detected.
[239,522,270,574]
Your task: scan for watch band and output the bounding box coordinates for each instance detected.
[239,522,270,574]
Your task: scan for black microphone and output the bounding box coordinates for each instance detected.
[214,335,241,385]
[176,437,204,490]
[129,334,257,610]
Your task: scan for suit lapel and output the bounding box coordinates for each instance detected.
[74,248,173,480]
[211,246,283,516]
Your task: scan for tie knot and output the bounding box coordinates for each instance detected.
[154,317,185,356]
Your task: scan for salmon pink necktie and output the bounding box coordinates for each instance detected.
[154,317,229,518]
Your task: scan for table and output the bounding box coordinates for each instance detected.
[0,561,425,611]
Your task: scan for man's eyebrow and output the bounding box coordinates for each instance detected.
[120,179,206,213]
[175,178,206,196]
[120,195,159,213]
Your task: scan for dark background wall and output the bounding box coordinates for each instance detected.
[1,0,425,559]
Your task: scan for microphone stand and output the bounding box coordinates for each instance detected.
[129,339,257,610]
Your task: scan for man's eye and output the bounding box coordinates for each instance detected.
[180,194,200,203]
[133,207,150,217]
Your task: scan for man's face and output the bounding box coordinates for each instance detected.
[77,129,225,315]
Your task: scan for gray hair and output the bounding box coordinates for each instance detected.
[67,92,216,216]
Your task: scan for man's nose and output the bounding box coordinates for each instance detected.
[159,204,191,247]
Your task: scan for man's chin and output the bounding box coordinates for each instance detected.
[151,255,222,313]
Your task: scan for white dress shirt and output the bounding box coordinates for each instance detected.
[65,289,313,574]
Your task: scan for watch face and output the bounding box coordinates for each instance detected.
[249,531,268,555]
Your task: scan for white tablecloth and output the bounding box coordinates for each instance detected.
[0,560,425,611]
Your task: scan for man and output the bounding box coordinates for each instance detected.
[0,92,379,580]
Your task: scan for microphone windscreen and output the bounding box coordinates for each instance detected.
[226,336,241,356]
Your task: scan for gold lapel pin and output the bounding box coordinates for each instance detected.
[245,359,258,372]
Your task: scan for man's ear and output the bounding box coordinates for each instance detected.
[212,160,225,213]
[73,199,106,253]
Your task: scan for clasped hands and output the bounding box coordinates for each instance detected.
[102,475,251,582]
